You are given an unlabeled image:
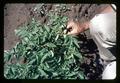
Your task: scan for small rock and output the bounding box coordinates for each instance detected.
[19,56,27,64]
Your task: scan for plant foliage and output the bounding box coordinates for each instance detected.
[4,13,85,79]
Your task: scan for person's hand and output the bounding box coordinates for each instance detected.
[66,20,90,35]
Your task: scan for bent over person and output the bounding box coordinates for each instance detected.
[66,4,116,79]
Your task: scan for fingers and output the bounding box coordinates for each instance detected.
[67,29,77,35]
[67,21,73,29]
[66,21,76,35]
[67,31,78,35]
[67,31,74,35]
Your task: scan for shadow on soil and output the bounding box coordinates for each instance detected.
[78,33,104,79]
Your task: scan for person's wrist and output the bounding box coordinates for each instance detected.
[76,21,90,33]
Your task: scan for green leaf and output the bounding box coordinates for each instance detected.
[78,72,84,79]
[32,25,39,34]
[55,34,59,41]
[41,53,49,63]
[52,72,58,77]
[45,62,50,68]
[74,52,82,59]
[45,43,56,48]
[15,29,29,38]
[39,27,43,32]
[66,72,76,77]
[66,54,73,59]
[28,59,36,64]
[44,25,50,32]
[4,51,12,62]
[35,53,39,65]
[50,50,54,57]
[73,38,80,48]
[33,74,39,79]
[38,66,47,76]
[23,37,29,42]
[57,56,61,63]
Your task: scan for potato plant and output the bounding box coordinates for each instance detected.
[4,13,85,79]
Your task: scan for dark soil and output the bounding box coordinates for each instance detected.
[4,4,31,50]
[4,4,109,79]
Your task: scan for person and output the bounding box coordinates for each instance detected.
[66,4,116,79]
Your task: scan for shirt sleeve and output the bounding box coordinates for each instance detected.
[89,12,116,60]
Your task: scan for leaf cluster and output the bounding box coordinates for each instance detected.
[4,14,85,79]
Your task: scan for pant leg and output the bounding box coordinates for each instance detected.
[102,61,116,79]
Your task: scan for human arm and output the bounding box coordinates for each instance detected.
[66,4,115,35]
